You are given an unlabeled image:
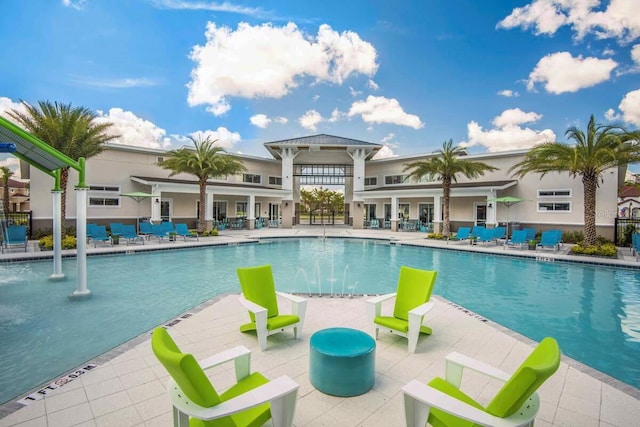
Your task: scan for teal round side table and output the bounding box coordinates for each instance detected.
[309,327,376,397]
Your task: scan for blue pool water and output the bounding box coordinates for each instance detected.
[1,238,639,405]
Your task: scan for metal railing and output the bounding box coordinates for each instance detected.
[614,218,640,246]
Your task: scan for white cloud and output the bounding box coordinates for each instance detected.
[461,109,556,152]
[497,89,519,97]
[380,133,396,145]
[188,22,378,116]
[498,0,640,43]
[0,156,21,178]
[328,108,345,123]
[602,47,616,56]
[189,128,241,150]
[148,0,265,17]
[492,108,542,127]
[372,145,397,159]
[299,110,323,131]
[349,86,362,97]
[527,52,617,94]
[95,108,175,149]
[367,79,379,91]
[274,116,288,124]
[0,97,27,120]
[250,114,271,128]
[633,44,640,65]
[62,0,86,10]
[605,107,622,121]
[70,76,160,88]
[619,89,640,126]
[348,95,423,129]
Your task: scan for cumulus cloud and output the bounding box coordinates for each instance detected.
[0,97,27,119]
[328,108,345,123]
[618,89,640,126]
[498,0,640,43]
[527,52,617,94]
[62,0,86,10]
[70,76,160,88]
[348,95,423,129]
[94,108,175,149]
[299,110,323,131]
[148,0,266,17]
[189,128,241,150]
[188,22,378,116]
[250,113,288,128]
[497,89,519,97]
[367,79,379,91]
[0,156,21,177]
[605,108,622,121]
[633,44,640,64]
[372,133,399,159]
[349,86,362,97]
[461,109,556,152]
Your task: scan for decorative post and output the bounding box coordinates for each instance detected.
[50,170,64,280]
[70,157,91,300]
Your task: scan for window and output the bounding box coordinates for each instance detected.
[385,175,406,185]
[89,184,120,207]
[399,203,410,219]
[156,156,164,163]
[89,185,120,192]
[243,174,261,184]
[417,175,437,183]
[538,202,571,212]
[213,201,227,221]
[364,177,377,186]
[538,189,571,197]
[269,176,282,185]
[89,197,120,207]
[236,201,248,217]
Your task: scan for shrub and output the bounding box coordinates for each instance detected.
[427,233,445,240]
[202,228,219,237]
[38,235,78,250]
[562,230,583,244]
[570,242,617,257]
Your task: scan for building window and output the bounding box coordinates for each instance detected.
[88,185,120,192]
[538,202,571,212]
[156,156,164,163]
[417,175,437,183]
[364,177,377,186]
[236,201,248,217]
[89,184,120,207]
[385,175,406,185]
[243,174,261,184]
[538,189,571,197]
[268,176,282,185]
[89,197,120,207]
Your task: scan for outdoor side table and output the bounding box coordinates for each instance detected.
[309,327,376,397]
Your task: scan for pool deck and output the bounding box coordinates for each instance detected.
[1,226,640,426]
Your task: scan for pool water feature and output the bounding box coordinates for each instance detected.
[1,238,639,405]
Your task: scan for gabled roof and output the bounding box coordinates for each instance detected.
[619,185,640,198]
[263,134,382,160]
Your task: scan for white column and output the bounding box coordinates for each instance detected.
[349,148,367,193]
[248,194,255,230]
[205,192,214,221]
[151,192,161,222]
[281,148,296,194]
[391,196,398,231]
[70,187,90,300]
[487,192,497,227]
[433,195,442,233]
[50,190,64,280]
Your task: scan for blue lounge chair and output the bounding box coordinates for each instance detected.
[160,221,175,234]
[139,221,153,239]
[2,224,28,253]
[537,230,561,252]
[471,225,485,238]
[632,233,640,256]
[175,223,199,241]
[522,227,537,241]
[121,224,144,245]
[151,224,169,242]
[477,228,496,246]
[86,223,99,242]
[109,222,124,237]
[493,226,507,244]
[449,227,471,244]
[505,229,528,250]
[91,225,112,247]
[548,229,563,247]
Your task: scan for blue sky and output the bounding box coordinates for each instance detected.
[1,0,639,176]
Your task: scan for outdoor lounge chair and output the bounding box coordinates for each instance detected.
[151,327,299,427]
[175,223,199,241]
[402,336,561,427]
[151,223,170,242]
[120,224,144,245]
[448,227,471,244]
[139,221,153,239]
[536,230,561,252]
[522,227,537,241]
[237,265,308,351]
[109,222,124,237]
[2,224,27,253]
[493,226,507,244]
[505,229,528,250]
[476,228,496,246]
[366,266,437,353]
[91,225,112,247]
[471,225,485,238]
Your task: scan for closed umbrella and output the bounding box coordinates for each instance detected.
[120,191,153,231]
[488,196,526,237]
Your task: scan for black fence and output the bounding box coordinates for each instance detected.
[2,211,33,238]
[614,218,640,246]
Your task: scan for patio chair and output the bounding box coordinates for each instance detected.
[109,222,124,237]
[139,221,153,239]
[536,230,561,252]
[366,266,437,353]
[269,219,279,228]
[493,226,507,244]
[505,229,528,250]
[160,221,175,234]
[121,224,144,245]
[151,223,170,242]
[522,227,537,241]
[476,228,496,246]
[448,227,471,244]
[175,223,199,241]
[151,327,299,427]
[370,218,379,229]
[86,223,99,242]
[402,337,561,427]
[91,225,112,247]
[2,224,28,253]
[471,225,485,238]
[237,265,308,351]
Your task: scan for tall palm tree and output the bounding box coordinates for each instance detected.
[511,115,640,246]
[404,139,498,236]
[8,101,117,237]
[158,136,246,233]
[1,166,14,216]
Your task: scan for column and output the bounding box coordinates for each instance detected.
[152,192,161,222]
[205,192,214,230]
[281,147,296,195]
[50,190,64,280]
[486,192,497,228]
[248,194,255,230]
[70,187,91,300]
[433,195,442,234]
[391,196,398,232]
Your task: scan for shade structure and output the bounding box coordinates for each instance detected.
[488,196,526,237]
[120,192,153,231]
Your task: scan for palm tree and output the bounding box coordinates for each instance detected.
[8,101,117,237]
[1,166,14,216]
[511,115,640,246]
[158,136,246,233]
[404,139,498,236]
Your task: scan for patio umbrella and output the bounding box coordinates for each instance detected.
[120,191,154,231]
[488,196,526,237]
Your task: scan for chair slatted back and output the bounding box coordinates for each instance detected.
[393,267,437,321]
[485,337,561,418]
[237,265,280,321]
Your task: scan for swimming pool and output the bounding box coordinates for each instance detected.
[1,238,639,405]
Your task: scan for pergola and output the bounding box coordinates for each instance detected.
[0,115,91,300]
